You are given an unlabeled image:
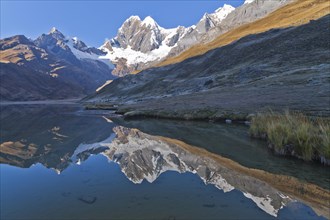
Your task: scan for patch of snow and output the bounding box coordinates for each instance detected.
[96,80,113,92]
[243,192,279,217]
[71,133,115,162]
[100,43,173,66]
[244,0,255,4]
[142,16,159,28]
[66,38,114,69]
[127,15,141,22]
[213,4,235,23]
[102,116,113,123]
[50,27,58,33]
[51,168,61,175]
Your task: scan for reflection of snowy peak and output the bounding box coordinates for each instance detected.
[72,126,292,216]
[105,127,197,184]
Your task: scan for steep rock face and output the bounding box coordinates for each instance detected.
[115,16,163,53]
[87,15,330,117]
[100,16,190,76]
[0,29,115,101]
[101,0,290,76]
[35,30,80,65]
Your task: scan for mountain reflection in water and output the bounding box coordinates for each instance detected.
[0,105,329,220]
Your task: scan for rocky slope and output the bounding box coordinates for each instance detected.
[0,28,114,101]
[86,14,330,119]
[100,0,291,76]
[158,0,330,67]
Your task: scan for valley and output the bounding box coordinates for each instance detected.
[1,0,330,219]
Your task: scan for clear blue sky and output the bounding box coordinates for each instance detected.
[1,1,245,47]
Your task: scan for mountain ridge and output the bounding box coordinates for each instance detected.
[100,0,290,76]
[156,0,329,68]
[86,14,330,119]
[0,29,115,101]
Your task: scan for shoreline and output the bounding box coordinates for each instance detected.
[0,98,82,105]
[83,102,330,166]
[82,102,330,122]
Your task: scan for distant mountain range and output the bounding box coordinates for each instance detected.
[0,28,114,101]
[1,0,329,102]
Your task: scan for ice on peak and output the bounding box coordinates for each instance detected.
[127,15,141,22]
[49,27,65,40]
[212,4,235,23]
[199,3,235,25]
[218,4,235,11]
[244,0,255,4]
[215,4,235,14]
[49,27,64,35]
[49,27,58,33]
[142,16,159,28]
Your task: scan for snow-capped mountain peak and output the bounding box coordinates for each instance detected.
[142,16,159,28]
[101,2,237,76]
[215,4,235,13]
[35,28,114,69]
[48,27,65,40]
[121,15,141,27]
[127,15,141,21]
[213,4,235,23]
[195,3,235,33]
[49,27,59,34]
[98,0,289,76]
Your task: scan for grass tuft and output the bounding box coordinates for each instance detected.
[249,111,330,163]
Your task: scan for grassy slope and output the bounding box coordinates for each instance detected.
[155,0,330,68]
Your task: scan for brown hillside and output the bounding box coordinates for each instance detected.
[156,0,330,68]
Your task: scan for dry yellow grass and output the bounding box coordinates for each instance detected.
[155,0,330,68]
[0,48,34,64]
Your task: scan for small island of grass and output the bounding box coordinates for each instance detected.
[249,111,330,165]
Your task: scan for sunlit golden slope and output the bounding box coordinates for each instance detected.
[154,0,329,68]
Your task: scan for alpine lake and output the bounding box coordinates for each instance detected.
[1,103,329,220]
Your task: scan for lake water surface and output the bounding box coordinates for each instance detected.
[0,104,328,220]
